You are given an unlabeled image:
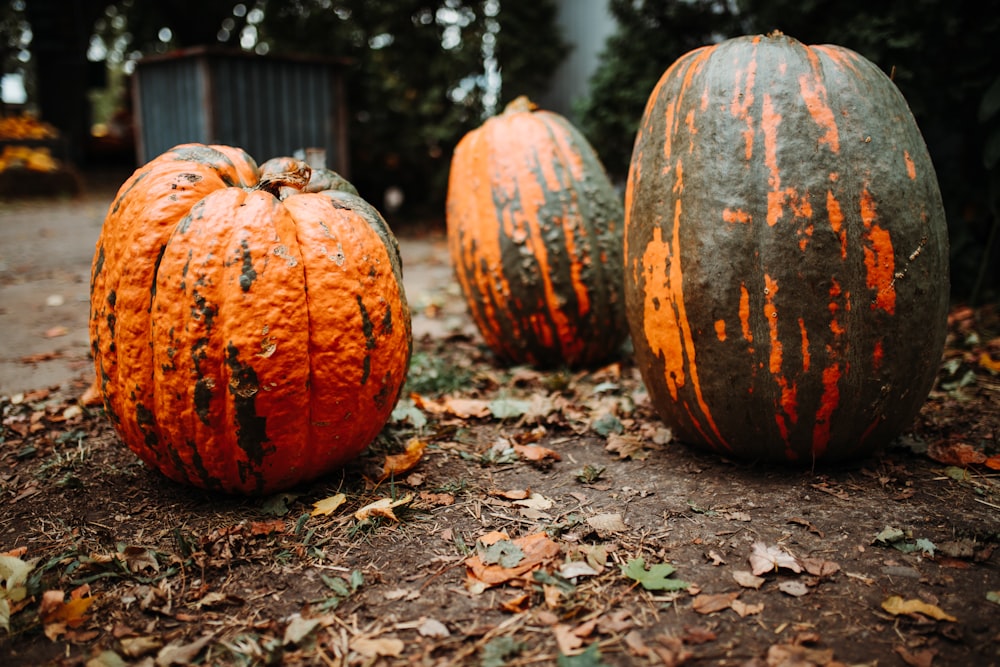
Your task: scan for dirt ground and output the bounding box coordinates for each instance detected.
[0,177,998,667]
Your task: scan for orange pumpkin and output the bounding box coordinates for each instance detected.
[446,97,626,368]
[625,33,949,463]
[90,144,411,494]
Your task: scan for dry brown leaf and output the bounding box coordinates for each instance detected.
[513,443,561,462]
[488,488,531,500]
[732,570,766,589]
[553,624,584,654]
[927,440,988,467]
[749,541,802,575]
[381,438,428,481]
[881,595,957,621]
[351,636,405,658]
[894,645,938,667]
[731,599,764,617]
[39,587,95,628]
[801,557,840,577]
[442,397,492,418]
[691,591,740,614]
[766,643,835,666]
[586,512,627,535]
[465,531,561,590]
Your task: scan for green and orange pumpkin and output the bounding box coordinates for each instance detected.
[446,96,626,368]
[90,144,411,494]
[625,33,949,463]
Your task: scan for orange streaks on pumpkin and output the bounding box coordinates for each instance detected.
[860,188,897,314]
[723,208,751,224]
[761,94,786,227]
[739,282,753,343]
[826,190,847,259]
[714,319,727,341]
[641,205,729,451]
[764,275,798,449]
[730,56,757,161]
[797,57,839,153]
[812,362,842,458]
[872,339,885,370]
[798,317,810,372]
[903,150,917,180]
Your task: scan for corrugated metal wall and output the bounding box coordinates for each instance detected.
[133,48,348,175]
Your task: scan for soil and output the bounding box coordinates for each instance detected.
[0,178,998,667]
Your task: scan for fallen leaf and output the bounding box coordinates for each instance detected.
[442,397,492,419]
[417,617,450,638]
[418,491,455,506]
[894,645,938,667]
[732,570,766,589]
[801,557,840,577]
[513,493,554,511]
[351,636,404,658]
[749,541,802,575]
[39,588,96,628]
[354,494,413,522]
[621,557,690,591]
[466,532,561,591]
[778,580,810,597]
[586,513,627,535]
[155,633,214,666]
[927,440,987,466]
[730,599,764,617]
[553,624,583,654]
[489,397,532,419]
[605,432,648,460]
[692,591,740,614]
[881,595,957,621]
[283,614,322,646]
[489,488,531,500]
[44,326,68,338]
[381,438,427,481]
[311,493,347,516]
[513,443,561,463]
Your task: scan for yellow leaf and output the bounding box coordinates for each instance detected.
[311,493,347,516]
[881,595,957,621]
[354,494,414,522]
[380,438,428,481]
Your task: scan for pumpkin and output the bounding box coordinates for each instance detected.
[90,144,411,494]
[624,33,949,463]
[446,96,627,368]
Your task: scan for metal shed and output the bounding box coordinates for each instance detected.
[133,47,350,175]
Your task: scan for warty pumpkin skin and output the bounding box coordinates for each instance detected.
[446,96,626,368]
[90,144,411,494]
[624,33,949,463]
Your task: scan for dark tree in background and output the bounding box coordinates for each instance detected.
[576,0,743,184]
[580,0,999,301]
[260,0,567,216]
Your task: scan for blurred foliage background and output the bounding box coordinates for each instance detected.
[1,0,996,302]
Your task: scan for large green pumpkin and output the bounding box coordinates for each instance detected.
[446,96,626,368]
[624,33,949,463]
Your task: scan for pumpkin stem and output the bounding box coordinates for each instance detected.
[503,95,538,115]
[255,157,312,199]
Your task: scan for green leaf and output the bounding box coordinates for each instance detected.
[479,540,525,569]
[987,591,1000,606]
[260,492,299,516]
[913,538,936,556]
[488,398,532,420]
[481,636,525,667]
[557,643,610,667]
[621,557,690,591]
